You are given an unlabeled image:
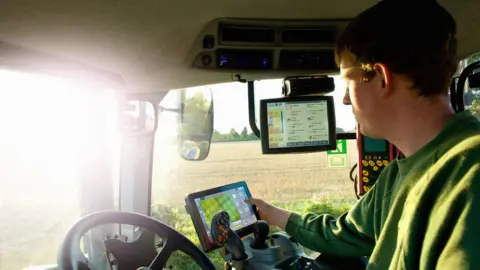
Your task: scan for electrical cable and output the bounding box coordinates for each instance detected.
[349,163,361,199]
[450,77,458,112]
[349,163,357,182]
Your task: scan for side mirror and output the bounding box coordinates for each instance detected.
[178,88,214,161]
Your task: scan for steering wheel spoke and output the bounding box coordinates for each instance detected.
[149,240,176,269]
[58,211,216,270]
[70,252,90,270]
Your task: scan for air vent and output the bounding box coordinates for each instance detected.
[219,24,275,43]
[216,49,273,70]
[279,50,338,70]
[282,28,336,44]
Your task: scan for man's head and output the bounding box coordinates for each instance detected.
[336,0,457,138]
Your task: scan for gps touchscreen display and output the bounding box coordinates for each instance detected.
[266,100,330,148]
[185,181,258,252]
[195,186,257,237]
[260,96,336,154]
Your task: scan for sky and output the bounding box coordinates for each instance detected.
[158,76,356,137]
[205,77,356,133]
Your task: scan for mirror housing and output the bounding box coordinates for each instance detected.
[178,88,214,161]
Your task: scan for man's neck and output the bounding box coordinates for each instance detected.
[386,98,455,157]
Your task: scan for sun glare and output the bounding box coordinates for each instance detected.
[0,69,119,202]
[0,69,122,270]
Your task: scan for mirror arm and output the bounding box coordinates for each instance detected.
[337,133,356,140]
[247,81,261,139]
[158,106,182,113]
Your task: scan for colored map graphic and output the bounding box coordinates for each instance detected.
[200,193,241,228]
[268,110,284,146]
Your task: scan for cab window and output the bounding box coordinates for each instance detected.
[462,53,480,118]
[152,77,358,268]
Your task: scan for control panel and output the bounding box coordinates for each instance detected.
[188,18,350,74]
[357,126,398,196]
[187,182,368,269]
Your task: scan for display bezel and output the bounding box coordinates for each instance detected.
[184,181,258,253]
[260,96,336,154]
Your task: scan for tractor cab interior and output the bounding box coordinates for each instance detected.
[0,0,480,270]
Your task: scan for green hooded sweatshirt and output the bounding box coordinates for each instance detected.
[286,111,480,269]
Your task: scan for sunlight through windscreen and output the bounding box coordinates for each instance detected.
[0,69,120,270]
[0,70,118,200]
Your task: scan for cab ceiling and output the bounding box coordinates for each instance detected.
[0,0,478,93]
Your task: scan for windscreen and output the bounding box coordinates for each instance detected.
[194,187,257,241]
[152,78,358,268]
[266,100,331,148]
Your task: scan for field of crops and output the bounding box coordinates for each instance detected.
[151,140,359,268]
[1,140,358,270]
[152,141,359,207]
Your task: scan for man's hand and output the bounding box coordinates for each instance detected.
[245,198,292,231]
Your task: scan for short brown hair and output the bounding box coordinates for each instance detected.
[335,0,458,96]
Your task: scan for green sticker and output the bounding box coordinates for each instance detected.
[327,140,347,155]
[328,155,347,167]
[327,140,347,168]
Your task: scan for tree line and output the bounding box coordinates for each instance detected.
[212,127,260,142]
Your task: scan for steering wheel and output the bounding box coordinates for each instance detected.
[58,210,216,270]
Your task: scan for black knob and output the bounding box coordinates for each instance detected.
[250,220,269,249]
[201,55,212,66]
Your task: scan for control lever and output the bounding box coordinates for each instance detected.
[250,220,269,249]
[211,211,247,261]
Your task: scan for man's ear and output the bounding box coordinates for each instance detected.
[374,63,393,97]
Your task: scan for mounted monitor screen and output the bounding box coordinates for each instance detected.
[260,96,336,154]
[363,136,388,153]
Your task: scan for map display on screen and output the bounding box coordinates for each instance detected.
[194,187,257,240]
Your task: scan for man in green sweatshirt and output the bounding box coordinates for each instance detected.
[246,1,480,269]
